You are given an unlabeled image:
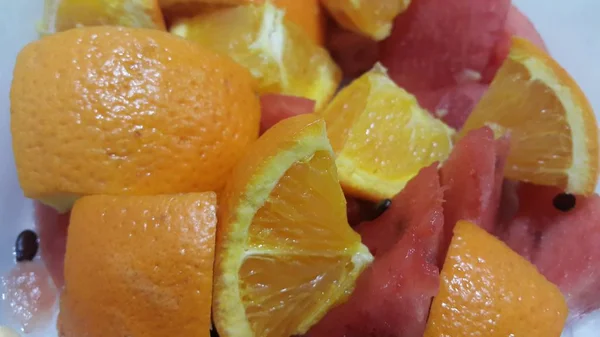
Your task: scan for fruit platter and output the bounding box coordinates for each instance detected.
[1,0,600,336]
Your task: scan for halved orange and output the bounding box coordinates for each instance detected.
[170,2,340,109]
[213,114,373,337]
[321,0,411,40]
[461,37,599,195]
[319,64,455,201]
[41,0,166,34]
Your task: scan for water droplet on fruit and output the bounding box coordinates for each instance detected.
[1,261,57,334]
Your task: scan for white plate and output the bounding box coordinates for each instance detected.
[0,1,599,336]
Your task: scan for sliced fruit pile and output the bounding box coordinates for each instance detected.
[6,0,600,337]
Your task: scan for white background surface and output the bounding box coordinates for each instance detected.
[0,0,599,336]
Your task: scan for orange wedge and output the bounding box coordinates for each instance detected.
[461,37,599,195]
[213,114,373,337]
[58,193,217,337]
[319,64,454,200]
[424,220,568,336]
[41,0,166,34]
[170,2,340,109]
[321,0,411,40]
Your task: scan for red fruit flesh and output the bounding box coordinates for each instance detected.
[326,22,379,79]
[259,94,315,134]
[415,83,488,129]
[34,202,69,289]
[380,0,511,92]
[498,184,600,317]
[438,127,509,263]
[308,165,443,337]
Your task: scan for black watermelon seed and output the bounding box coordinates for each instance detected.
[553,193,576,212]
[15,229,39,262]
[373,199,392,218]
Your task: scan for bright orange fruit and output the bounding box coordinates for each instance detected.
[41,0,166,33]
[58,193,217,337]
[321,0,411,40]
[320,64,454,200]
[214,114,373,337]
[171,2,340,110]
[11,26,260,213]
[158,0,324,44]
[461,37,599,195]
[424,220,568,337]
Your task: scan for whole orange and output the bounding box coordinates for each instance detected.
[11,26,260,212]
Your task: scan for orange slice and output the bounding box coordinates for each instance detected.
[41,0,166,34]
[321,0,411,40]
[170,2,340,110]
[461,37,599,195]
[213,114,373,337]
[319,64,454,201]
[424,220,568,336]
[58,193,217,337]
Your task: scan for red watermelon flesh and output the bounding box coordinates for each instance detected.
[307,165,443,337]
[498,184,600,316]
[259,94,315,134]
[379,0,511,92]
[34,202,70,289]
[438,127,509,263]
[355,164,444,260]
[415,83,488,129]
[326,22,379,79]
[483,5,548,82]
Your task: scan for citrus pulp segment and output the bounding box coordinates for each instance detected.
[170,2,340,110]
[461,37,599,195]
[320,64,455,200]
[214,114,373,337]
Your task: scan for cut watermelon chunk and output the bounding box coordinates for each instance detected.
[498,184,600,317]
[483,5,548,82]
[439,127,509,263]
[379,0,511,92]
[259,94,315,134]
[34,202,70,289]
[307,165,443,337]
[326,22,379,79]
[415,83,488,129]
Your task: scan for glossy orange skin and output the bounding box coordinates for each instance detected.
[425,221,568,337]
[58,193,217,337]
[11,27,260,210]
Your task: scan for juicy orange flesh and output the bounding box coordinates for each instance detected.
[240,150,360,336]
[322,0,410,40]
[171,4,340,108]
[324,73,453,181]
[321,78,369,153]
[463,58,572,187]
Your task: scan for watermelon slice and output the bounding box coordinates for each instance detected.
[34,202,70,289]
[439,127,509,263]
[498,184,600,317]
[326,22,379,79]
[307,165,443,337]
[483,5,548,82]
[259,94,315,134]
[415,83,488,129]
[379,0,511,92]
